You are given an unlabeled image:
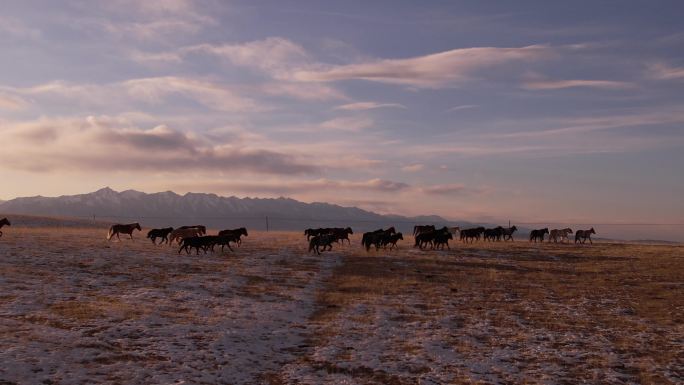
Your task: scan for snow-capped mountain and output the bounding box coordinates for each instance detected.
[0,187,456,231]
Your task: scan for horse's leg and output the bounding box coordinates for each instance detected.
[116,232,121,241]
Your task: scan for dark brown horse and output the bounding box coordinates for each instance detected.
[575,228,596,244]
[147,227,174,245]
[0,217,10,238]
[107,223,142,241]
[529,228,549,243]
[218,227,248,246]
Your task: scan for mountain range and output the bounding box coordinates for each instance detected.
[0,187,466,232]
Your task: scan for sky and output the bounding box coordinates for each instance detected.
[0,0,683,226]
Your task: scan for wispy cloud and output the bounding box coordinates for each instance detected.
[293,45,552,88]
[522,79,633,90]
[334,102,406,111]
[401,164,424,172]
[446,104,479,112]
[0,92,28,110]
[318,116,374,131]
[647,62,684,80]
[8,77,259,112]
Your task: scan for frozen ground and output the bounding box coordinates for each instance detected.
[0,227,682,384]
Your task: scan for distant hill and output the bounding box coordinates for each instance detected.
[0,187,478,232]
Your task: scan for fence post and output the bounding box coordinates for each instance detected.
[266,216,269,232]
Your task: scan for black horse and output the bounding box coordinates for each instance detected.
[0,217,10,238]
[501,226,517,241]
[529,228,549,243]
[147,227,174,245]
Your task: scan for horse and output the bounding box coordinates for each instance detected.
[169,227,204,244]
[448,227,461,236]
[329,227,353,245]
[575,228,596,244]
[309,234,334,255]
[483,227,504,242]
[415,227,450,249]
[212,234,238,252]
[381,232,403,250]
[178,236,213,255]
[147,227,174,245]
[529,228,549,243]
[460,227,485,243]
[413,225,435,237]
[178,225,207,235]
[107,223,141,241]
[218,227,248,246]
[433,231,454,250]
[361,227,395,251]
[549,228,573,243]
[0,218,10,238]
[501,226,517,241]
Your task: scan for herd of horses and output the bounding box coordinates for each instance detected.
[0,218,598,254]
[304,225,598,254]
[106,223,249,255]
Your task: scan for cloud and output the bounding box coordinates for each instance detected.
[0,16,42,40]
[122,77,258,111]
[183,38,311,79]
[401,164,424,172]
[0,116,319,175]
[78,0,215,42]
[292,45,552,88]
[334,102,406,111]
[522,79,632,90]
[170,178,411,196]
[0,92,28,110]
[261,82,347,101]
[446,104,479,112]
[319,116,374,131]
[420,184,482,196]
[9,77,258,112]
[648,63,684,81]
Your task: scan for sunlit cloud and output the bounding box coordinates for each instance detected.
[334,102,406,111]
[293,45,552,88]
[647,62,684,80]
[0,116,318,175]
[522,79,633,90]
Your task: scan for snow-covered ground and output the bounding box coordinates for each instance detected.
[1,227,682,384]
[0,228,340,384]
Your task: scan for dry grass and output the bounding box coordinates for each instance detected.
[0,227,682,384]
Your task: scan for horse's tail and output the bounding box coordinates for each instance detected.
[106,226,114,240]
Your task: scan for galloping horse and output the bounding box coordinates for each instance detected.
[575,228,596,244]
[0,218,11,238]
[529,228,549,243]
[107,223,142,241]
[549,228,573,243]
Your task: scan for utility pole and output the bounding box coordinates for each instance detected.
[266,216,269,232]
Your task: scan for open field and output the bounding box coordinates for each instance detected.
[0,227,682,384]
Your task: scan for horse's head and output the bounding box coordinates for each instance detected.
[565,228,573,233]
[241,228,248,236]
[397,232,403,240]
[590,227,596,234]
[543,228,549,234]
[511,226,517,231]
[447,232,453,240]
[135,223,142,231]
[346,227,353,234]
[387,226,396,234]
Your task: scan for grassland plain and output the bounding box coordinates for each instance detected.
[0,226,682,384]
